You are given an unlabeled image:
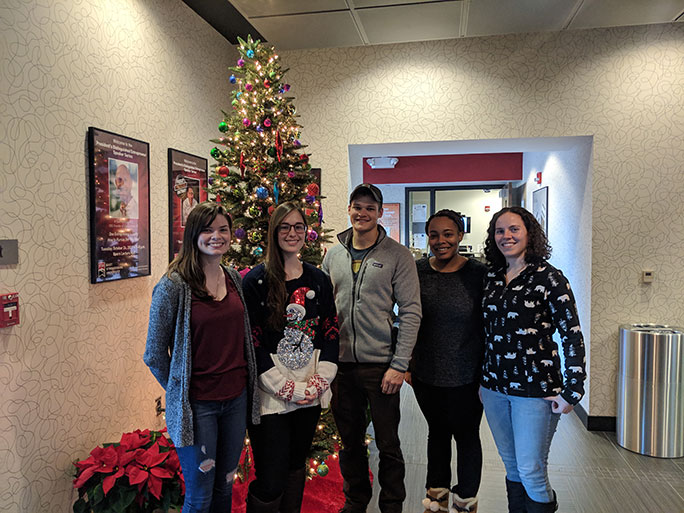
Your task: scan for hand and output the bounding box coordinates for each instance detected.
[381,368,404,395]
[404,371,412,387]
[295,390,316,405]
[544,394,574,414]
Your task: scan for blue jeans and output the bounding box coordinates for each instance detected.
[480,387,560,503]
[176,390,247,513]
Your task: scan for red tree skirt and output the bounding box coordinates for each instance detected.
[232,452,369,513]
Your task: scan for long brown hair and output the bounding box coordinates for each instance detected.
[265,202,307,330]
[167,202,232,299]
[484,206,551,268]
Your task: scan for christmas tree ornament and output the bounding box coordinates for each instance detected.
[234,228,246,239]
[210,147,221,158]
[316,463,329,477]
[246,49,254,58]
[248,230,262,243]
[275,132,283,161]
[208,176,214,185]
[283,84,290,92]
[215,194,221,203]
[318,204,324,225]
[218,121,228,132]
[218,166,230,177]
[232,99,238,106]
[268,205,275,215]
[293,140,301,148]
[263,119,272,127]
[256,186,269,199]
[237,58,245,67]
[287,170,295,178]
[229,74,237,84]
[243,118,251,127]
[273,181,280,204]
[306,183,319,196]
[305,195,315,204]
[267,147,277,158]
[269,71,276,79]
[252,246,263,257]
[236,91,242,98]
[256,125,263,133]
[307,229,319,242]
[239,152,246,177]
[263,79,271,88]
[245,83,253,91]
[248,205,261,217]
[300,154,309,164]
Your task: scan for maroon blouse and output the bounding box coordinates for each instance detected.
[189,270,247,401]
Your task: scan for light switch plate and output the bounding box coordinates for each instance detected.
[0,240,19,265]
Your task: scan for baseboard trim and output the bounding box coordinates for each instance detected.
[574,404,616,432]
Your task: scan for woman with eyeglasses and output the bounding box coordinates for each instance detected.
[242,201,339,513]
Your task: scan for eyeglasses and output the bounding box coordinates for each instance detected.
[278,223,306,234]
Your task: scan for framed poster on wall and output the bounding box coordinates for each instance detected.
[88,127,151,283]
[380,203,401,243]
[168,149,208,260]
[532,186,548,235]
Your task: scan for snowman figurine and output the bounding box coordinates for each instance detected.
[276,287,319,370]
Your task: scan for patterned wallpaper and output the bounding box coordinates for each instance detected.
[0,0,236,511]
[280,23,684,417]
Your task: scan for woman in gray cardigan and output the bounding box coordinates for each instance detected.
[144,202,259,513]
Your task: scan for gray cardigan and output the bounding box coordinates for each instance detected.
[322,226,422,372]
[143,266,260,447]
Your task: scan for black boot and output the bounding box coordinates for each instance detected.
[279,467,307,513]
[505,478,527,513]
[524,491,558,513]
[246,484,282,513]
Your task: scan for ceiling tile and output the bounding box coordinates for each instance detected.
[249,11,364,50]
[352,0,448,7]
[358,2,462,45]
[569,0,684,29]
[467,0,578,37]
[230,0,348,18]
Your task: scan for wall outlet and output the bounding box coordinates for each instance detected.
[155,396,164,416]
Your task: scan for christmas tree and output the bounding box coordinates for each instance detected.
[207,35,332,268]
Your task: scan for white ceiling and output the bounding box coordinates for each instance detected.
[228,0,684,50]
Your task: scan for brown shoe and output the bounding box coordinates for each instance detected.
[422,487,449,513]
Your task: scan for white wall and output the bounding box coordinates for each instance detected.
[435,188,503,251]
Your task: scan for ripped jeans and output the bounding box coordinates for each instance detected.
[176,390,247,513]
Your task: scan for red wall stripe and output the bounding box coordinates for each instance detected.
[362,153,522,184]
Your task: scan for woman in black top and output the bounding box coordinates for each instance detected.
[480,207,585,513]
[242,202,339,513]
[407,209,486,513]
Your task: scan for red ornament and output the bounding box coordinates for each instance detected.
[300,154,309,164]
[305,208,315,217]
[263,119,272,128]
[268,205,275,215]
[239,152,246,177]
[218,166,229,177]
[306,183,319,196]
[264,79,271,88]
[216,195,221,203]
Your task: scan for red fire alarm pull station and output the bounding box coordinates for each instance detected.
[1,292,19,327]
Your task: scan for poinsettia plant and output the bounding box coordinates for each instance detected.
[72,428,184,513]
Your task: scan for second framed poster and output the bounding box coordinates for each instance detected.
[168,149,209,260]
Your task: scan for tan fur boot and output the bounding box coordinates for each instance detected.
[422,487,450,513]
[450,493,478,513]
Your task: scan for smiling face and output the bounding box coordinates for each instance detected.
[494,212,528,262]
[348,195,382,235]
[277,209,306,257]
[114,165,133,201]
[428,215,463,262]
[197,214,232,260]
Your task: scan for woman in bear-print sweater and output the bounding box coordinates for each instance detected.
[480,207,585,513]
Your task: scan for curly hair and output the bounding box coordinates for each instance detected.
[484,206,551,268]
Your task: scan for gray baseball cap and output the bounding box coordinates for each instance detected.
[349,183,383,208]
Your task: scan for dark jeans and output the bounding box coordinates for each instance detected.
[175,390,247,513]
[412,378,483,498]
[248,405,322,502]
[331,363,405,513]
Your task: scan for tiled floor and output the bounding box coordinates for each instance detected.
[365,386,684,513]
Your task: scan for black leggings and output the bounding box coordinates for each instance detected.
[248,405,321,502]
[412,378,483,498]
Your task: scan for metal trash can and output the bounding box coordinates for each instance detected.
[617,323,683,458]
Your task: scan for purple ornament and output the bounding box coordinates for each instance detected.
[237,58,245,67]
[293,140,301,148]
[245,83,253,91]
[307,229,318,242]
[305,195,315,204]
[283,84,290,91]
[235,228,246,239]
[208,176,214,185]
[243,118,251,127]
[287,170,295,178]
[256,125,263,133]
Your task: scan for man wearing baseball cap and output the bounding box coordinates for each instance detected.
[322,183,422,513]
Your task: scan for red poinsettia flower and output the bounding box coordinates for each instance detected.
[126,443,174,499]
[74,444,136,495]
[119,431,149,451]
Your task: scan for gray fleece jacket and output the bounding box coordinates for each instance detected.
[143,266,260,448]
[322,226,421,372]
